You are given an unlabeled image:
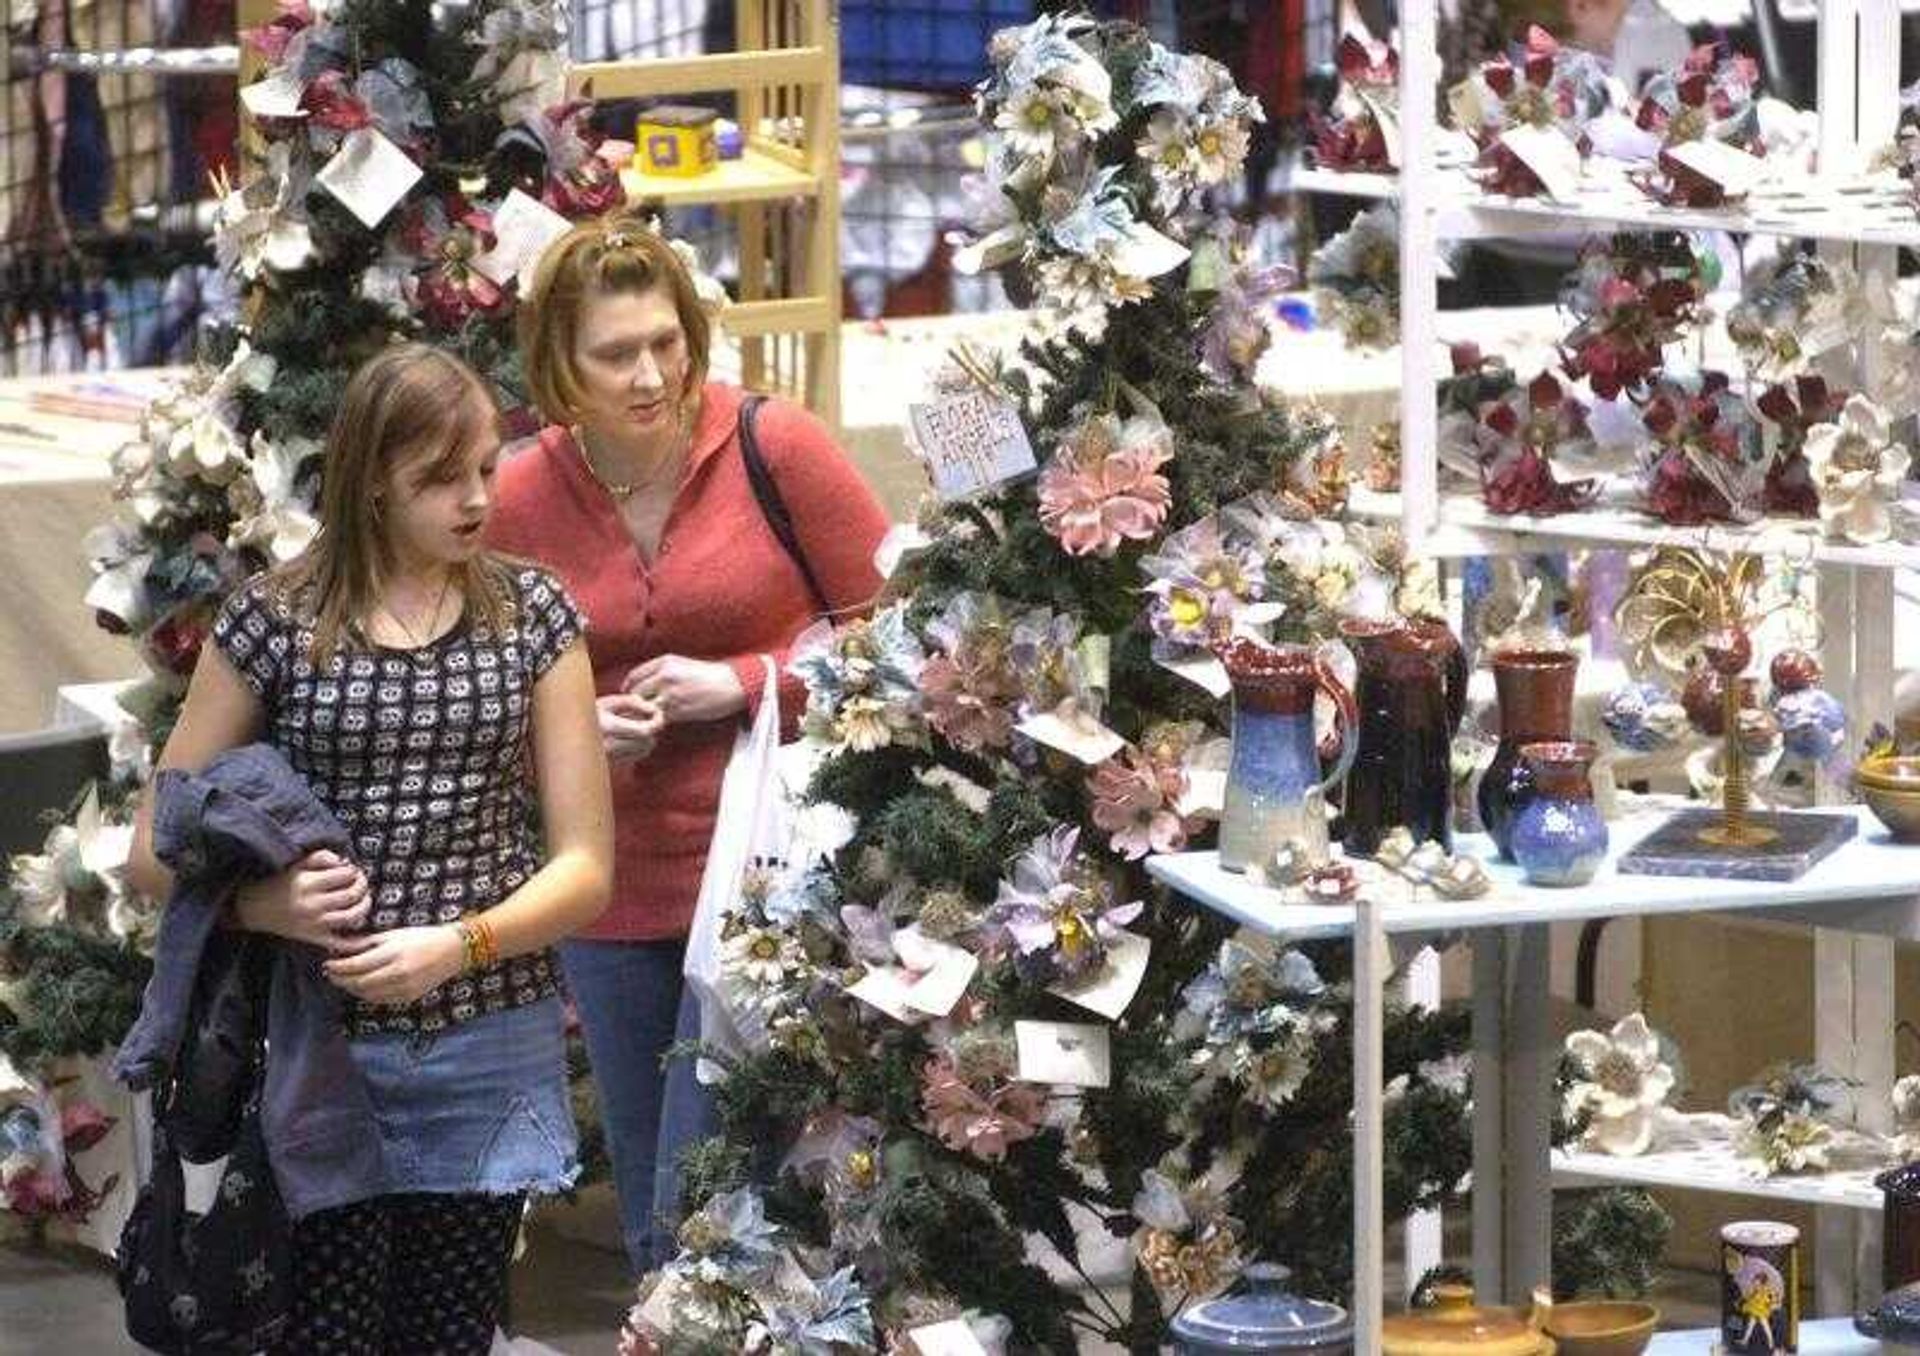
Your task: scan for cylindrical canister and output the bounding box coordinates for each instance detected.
[1721,1220,1800,1354]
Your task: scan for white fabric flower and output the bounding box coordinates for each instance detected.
[227,433,321,563]
[1564,1012,1675,1156]
[1803,394,1911,545]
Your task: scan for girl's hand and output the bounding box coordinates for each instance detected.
[234,850,369,951]
[624,655,746,726]
[322,925,466,1006]
[596,691,664,761]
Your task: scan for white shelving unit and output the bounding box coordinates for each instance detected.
[1162,0,1919,1347]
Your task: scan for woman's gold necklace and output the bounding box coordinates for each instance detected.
[574,419,692,503]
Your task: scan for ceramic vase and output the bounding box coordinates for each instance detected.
[1479,647,1579,859]
[1511,740,1608,887]
[1217,638,1358,874]
[1339,616,1468,856]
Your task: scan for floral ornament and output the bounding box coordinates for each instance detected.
[791,605,927,753]
[962,19,1261,334]
[516,99,629,220]
[1436,343,1519,485]
[1632,43,1765,206]
[1772,686,1846,761]
[1131,1167,1243,1302]
[1036,410,1175,557]
[1893,1074,1920,1158]
[1448,26,1612,198]
[1218,495,1406,631]
[1139,514,1273,655]
[1473,371,1601,516]
[1726,256,1862,384]
[919,1051,1047,1162]
[1754,373,1846,518]
[1602,681,1691,752]
[1177,936,1334,1109]
[0,1064,118,1222]
[211,141,315,282]
[1727,1062,1848,1178]
[1308,205,1400,349]
[1559,232,1711,401]
[1007,606,1103,721]
[1638,369,1768,525]
[1087,742,1198,859]
[398,196,509,330]
[1802,394,1912,546]
[1195,241,1291,383]
[1310,35,1400,172]
[918,593,1022,754]
[8,785,149,946]
[227,432,322,565]
[668,1187,787,1287]
[467,0,569,128]
[985,826,1141,985]
[750,1267,879,1356]
[1563,1013,1676,1156]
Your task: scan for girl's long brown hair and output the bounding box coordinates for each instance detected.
[269,343,516,666]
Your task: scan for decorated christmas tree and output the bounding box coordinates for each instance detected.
[621,18,1487,1353]
[0,0,647,1222]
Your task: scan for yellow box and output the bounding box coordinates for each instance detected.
[635,105,718,178]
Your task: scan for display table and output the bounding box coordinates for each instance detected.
[1148,805,1920,1343]
[0,372,166,735]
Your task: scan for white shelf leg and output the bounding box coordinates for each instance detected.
[1354,892,1388,1352]
[1504,923,1555,1301]
[1473,928,1507,1300]
[1403,946,1444,1298]
[1814,926,1864,1315]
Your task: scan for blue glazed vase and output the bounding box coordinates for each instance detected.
[1510,740,1608,888]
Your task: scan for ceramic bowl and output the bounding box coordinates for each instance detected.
[1541,1301,1658,1356]
[1857,754,1920,789]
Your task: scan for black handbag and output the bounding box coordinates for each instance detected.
[165,929,269,1163]
[116,1092,293,1355]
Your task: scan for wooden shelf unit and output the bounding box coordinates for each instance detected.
[570,0,844,431]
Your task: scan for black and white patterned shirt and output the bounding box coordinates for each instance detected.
[212,563,585,1037]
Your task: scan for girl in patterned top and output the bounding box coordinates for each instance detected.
[127,343,613,1355]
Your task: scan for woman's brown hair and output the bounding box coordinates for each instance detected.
[517,212,713,424]
[271,342,516,665]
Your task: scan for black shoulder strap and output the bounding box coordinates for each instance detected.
[738,395,831,617]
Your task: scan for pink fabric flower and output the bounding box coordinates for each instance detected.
[920,653,1018,753]
[1037,414,1175,558]
[60,1102,113,1156]
[920,1055,1047,1162]
[1088,748,1194,859]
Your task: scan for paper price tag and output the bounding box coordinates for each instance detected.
[1048,930,1151,1021]
[906,1319,991,1356]
[1014,1020,1112,1088]
[316,127,423,229]
[1015,707,1126,766]
[1498,124,1583,201]
[1666,138,1772,200]
[240,69,306,120]
[471,189,574,287]
[909,390,1037,500]
[1359,90,1402,167]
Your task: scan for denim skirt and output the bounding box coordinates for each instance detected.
[349,996,579,1197]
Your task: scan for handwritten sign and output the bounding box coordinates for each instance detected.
[909,390,1037,500]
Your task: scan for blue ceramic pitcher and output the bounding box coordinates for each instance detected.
[1216,638,1358,874]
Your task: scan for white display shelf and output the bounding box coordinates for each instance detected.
[1553,1112,1892,1212]
[1294,162,1920,247]
[1646,1318,1879,1353]
[1145,807,1917,944]
[1348,486,1920,572]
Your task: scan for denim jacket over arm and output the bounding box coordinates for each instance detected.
[113,743,388,1218]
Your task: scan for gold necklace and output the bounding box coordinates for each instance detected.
[380,571,455,647]
[573,420,692,503]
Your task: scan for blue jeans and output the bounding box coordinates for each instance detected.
[559,937,717,1276]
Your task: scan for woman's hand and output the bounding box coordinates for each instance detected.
[233,850,369,951]
[597,691,664,761]
[625,655,746,726]
[321,925,466,1006]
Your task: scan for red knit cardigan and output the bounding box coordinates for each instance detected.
[488,383,890,941]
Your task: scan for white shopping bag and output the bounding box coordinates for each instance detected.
[684,656,790,1083]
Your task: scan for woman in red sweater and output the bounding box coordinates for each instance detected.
[490,216,889,1273]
